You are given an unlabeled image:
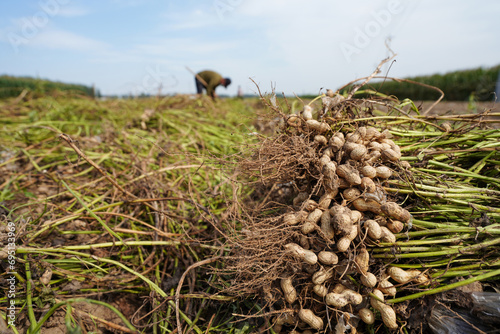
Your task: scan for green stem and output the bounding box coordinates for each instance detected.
[17,248,167,298]
[29,298,138,333]
[376,235,471,247]
[431,259,500,275]
[416,167,500,185]
[386,267,500,304]
[60,179,123,243]
[333,115,439,129]
[396,225,500,238]
[410,219,467,229]
[17,241,228,252]
[24,255,37,333]
[28,201,125,240]
[400,130,500,151]
[167,300,203,334]
[374,237,500,259]
[386,180,500,195]
[384,187,494,200]
[432,270,488,278]
[465,150,496,182]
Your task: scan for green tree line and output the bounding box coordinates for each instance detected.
[0,75,97,98]
[350,65,500,101]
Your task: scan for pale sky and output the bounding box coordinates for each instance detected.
[1,0,499,96]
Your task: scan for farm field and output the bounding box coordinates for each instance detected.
[421,100,500,119]
[0,94,264,333]
[1,92,499,334]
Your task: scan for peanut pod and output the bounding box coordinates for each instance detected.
[380,226,396,243]
[330,135,344,151]
[365,127,381,141]
[359,308,375,325]
[283,211,307,226]
[298,309,323,331]
[314,134,328,145]
[305,208,323,224]
[318,251,338,265]
[387,267,429,285]
[302,105,313,120]
[375,166,392,179]
[352,198,382,214]
[381,148,401,161]
[320,211,335,239]
[381,202,411,223]
[40,268,52,285]
[332,212,353,235]
[306,120,330,134]
[360,165,377,178]
[284,243,318,265]
[386,219,404,233]
[355,248,370,274]
[350,143,368,161]
[337,164,361,186]
[313,284,328,297]
[370,289,398,330]
[343,187,361,200]
[378,276,397,296]
[312,268,334,285]
[364,219,382,240]
[337,224,358,252]
[360,177,377,193]
[360,272,377,288]
[280,277,297,304]
[325,289,363,308]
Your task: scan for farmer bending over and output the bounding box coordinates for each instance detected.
[195,70,231,100]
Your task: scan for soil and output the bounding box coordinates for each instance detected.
[419,101,500,127]
[418,101,498,115]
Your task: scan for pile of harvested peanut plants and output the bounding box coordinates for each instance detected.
[221,88,500,333]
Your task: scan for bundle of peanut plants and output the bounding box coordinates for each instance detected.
[219,74,500,333]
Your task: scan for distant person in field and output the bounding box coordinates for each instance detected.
[195,70,231,100]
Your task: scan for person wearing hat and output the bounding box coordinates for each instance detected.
[195,70,231,100]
